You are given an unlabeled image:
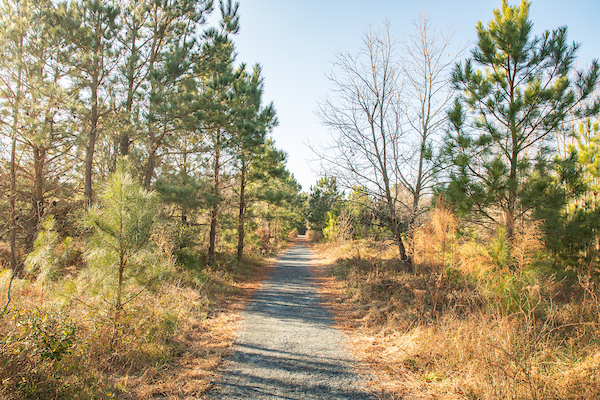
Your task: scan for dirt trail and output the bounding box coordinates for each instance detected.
[208,237,375,399]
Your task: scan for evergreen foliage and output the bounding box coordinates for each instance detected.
[442,0,600,239]
[25,216,71,282]
[83,165,173,312]
[538,119,600,265]
[307,176,341,235]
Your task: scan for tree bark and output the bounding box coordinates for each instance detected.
[9,32,24,271]
[10,99,19,272]
[208,136,221,264]
[26,146,47,249]
[84,66,100,207]
[144,143,157,188]
[237,162,247,261]
[119,22,139,157]
[505,151,518,240]
[385,195,408,262]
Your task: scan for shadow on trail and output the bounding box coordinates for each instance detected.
[208,239,375,399]
[214,343,373,399]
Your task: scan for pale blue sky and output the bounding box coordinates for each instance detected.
[230,0,600,191]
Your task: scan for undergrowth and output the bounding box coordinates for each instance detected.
[0,247,264,399]
[0,170,281,399]
[315,205,600,399]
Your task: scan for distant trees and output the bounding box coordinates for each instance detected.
[307,176,341,235]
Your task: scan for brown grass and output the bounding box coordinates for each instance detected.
[311,208,600,399]
[0,249,275,399]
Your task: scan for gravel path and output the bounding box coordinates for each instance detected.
[208,238,376,399]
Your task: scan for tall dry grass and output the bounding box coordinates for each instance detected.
[314,202,600,399]
[0,250,262,399]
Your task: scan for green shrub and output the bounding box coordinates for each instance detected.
[82,166,174,313]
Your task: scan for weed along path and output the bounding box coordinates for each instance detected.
[208,237,376,399]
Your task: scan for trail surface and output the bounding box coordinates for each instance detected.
[208,237,375,399]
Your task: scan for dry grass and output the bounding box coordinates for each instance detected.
[311,207,600,399]
[0,250,273,399]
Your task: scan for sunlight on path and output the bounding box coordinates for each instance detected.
[208,237,375,399]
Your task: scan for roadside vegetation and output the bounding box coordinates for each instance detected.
[0,0,303,398]
[0,163,297,399]
[314,200,600,399]
[309,1,600,398]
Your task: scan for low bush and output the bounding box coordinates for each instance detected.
[1,239,263,399]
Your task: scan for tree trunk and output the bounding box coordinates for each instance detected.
[208,140,221,264]
[9,33,24,271]
[119,26,138,157]
[10,101,19,272]
[505,147,519,240]
[144,143,157,188]
[84,69,100,207]
[391,213,408,262]
[384,186,409,262]
[237,162,247,261]
[381,156,409,262]
[144,121,169,188]
[26,146,47,249]
[208,206,218,264]
[117,259,124,311]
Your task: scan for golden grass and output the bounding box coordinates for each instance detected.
[311,212,600,399]
[0,250,273,399]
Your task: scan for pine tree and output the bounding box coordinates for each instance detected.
[62,0,121,206]
[308,176,342,236]
[193,0,240,264]
[0,0,28,270]
[84,164,171,314]
[249,142,303,250]
[141,0,213,187]
[443,0,599,238]
[232,64,277,261]
[20,1,75,247]
[545,119,600,263]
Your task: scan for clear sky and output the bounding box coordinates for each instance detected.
[229,0,600,192]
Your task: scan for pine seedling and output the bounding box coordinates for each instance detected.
[83,166,173,314]
[25,216,71,283]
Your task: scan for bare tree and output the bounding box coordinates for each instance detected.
[399,13,462,229]
[315,17,460,261]
[316,22,409,260]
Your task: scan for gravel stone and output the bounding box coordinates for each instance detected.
[208,239,376,399]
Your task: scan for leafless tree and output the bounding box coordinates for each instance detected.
[315,17,461,261]
[316,21,409,260]
[399,13,462,229]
